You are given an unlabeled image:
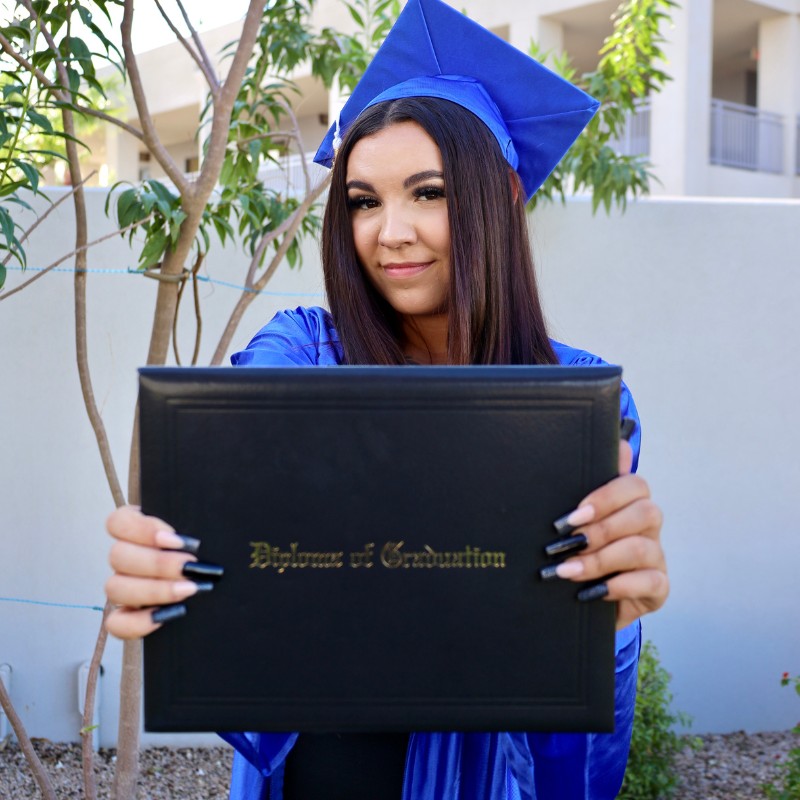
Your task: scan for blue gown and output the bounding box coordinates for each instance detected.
[223,306,642,800]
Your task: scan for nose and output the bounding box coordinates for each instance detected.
[377,204,417,249]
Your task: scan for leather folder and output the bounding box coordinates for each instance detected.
[140,365,621,733]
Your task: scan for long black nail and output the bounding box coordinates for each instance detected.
[152,603,187,624]
[577,583,609,602]
[190,581,215,592]
[175,534,201,555]
[620,417,637,442]
[539,564,560,582]
[553,513,578,537]
[544,534,588,557]
[182,561,224,581]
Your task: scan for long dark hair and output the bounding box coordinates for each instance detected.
[322,97,557,366]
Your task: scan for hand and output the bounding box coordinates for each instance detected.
[542,440,669,629]
[105,506,220,639]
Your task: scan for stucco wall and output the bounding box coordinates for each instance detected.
[0,190,797,745]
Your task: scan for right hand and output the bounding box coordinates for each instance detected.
[105,505,203,640]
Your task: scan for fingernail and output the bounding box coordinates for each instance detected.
[539,564,560,581]
[577,583,609,602]
[539,560,586,581]
[155,529,201,554]
[182,561,224,581]
[620,417,637,442]
[173,581,199,599]
[152,603,187,624]
[544,534,588,557]
[173,580,215,599]
[553,505,595,536]
[557,561,585,579]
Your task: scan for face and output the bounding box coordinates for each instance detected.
[346,121,450,326]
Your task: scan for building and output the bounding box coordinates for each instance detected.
[94,0,800,199]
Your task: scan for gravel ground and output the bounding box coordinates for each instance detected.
[0,730,795,799]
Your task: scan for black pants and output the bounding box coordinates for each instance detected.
[280,733,409,799]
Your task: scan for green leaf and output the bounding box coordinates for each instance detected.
[0,262,6,289]
[138,229,168,269]
[68,36,93,64]
[148,179,177,207]
[14,159,40,194]
[24,108,54,134]
[116,188,141,228]
[345,3,365,27]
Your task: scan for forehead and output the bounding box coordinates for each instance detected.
[346,121,443,180]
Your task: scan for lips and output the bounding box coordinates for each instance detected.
[382,262,432,279]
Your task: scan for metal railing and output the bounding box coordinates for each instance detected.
[710,99,784,174]
[796,116,800,175]
[609,100,651,157]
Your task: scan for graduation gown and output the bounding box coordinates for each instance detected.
[224,306,642,800]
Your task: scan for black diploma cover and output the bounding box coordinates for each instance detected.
[140,365,621,733]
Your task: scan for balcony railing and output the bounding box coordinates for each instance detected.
[710,99,784,174]
[609,100,651,157]
[796,116,800,175]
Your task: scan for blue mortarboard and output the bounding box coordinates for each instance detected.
[314,0,599,201]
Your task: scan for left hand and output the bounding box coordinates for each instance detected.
[548,441,668,629]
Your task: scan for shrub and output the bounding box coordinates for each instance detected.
[619,640,695,800]
[762,673,800,800]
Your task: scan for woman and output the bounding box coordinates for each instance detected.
[105,0,668,797]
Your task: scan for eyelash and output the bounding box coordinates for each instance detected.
[347,185,446,211]
[347,195,379,211]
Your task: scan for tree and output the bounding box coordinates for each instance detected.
[530,0,677,213]
[0,1,396,797]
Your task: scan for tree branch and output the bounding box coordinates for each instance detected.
[81,603,110,800]
[153,0,220,94]
[277,100,311,194]
[0,678,57,800]
[121,0,189,193]
[175,0,220,92]
[112,639,142,800]
[69,104,146,142]
[244,213,296,289]
[2,172,95,267]
[0,213,155,302]
[0,30,58,93]
[210,172,330,365]
[192,0,268,200]
[0,29,145,141]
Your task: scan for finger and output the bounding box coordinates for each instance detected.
[577,473,652,530]
[105,607,163,640]
[554,535,665,584]
[107,505,171,546]
[618,440,633,476]
[106,506,199,553]
[581,497,663,552]
[109,540,197,580]
[606,569,670,628]
[105,574,204,608]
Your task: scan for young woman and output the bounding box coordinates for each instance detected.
[105,1,668,797]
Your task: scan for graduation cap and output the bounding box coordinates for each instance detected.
[314,0,599,201]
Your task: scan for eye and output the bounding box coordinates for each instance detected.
[413,185,446,202]
[348,195,379,211]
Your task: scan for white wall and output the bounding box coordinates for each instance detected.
[533,195,800,734]
[0,190,798,744]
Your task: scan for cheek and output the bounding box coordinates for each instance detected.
[351,218,376,263]
[426,211,451,260]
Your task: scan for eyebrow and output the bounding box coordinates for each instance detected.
[345,170,445,192]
